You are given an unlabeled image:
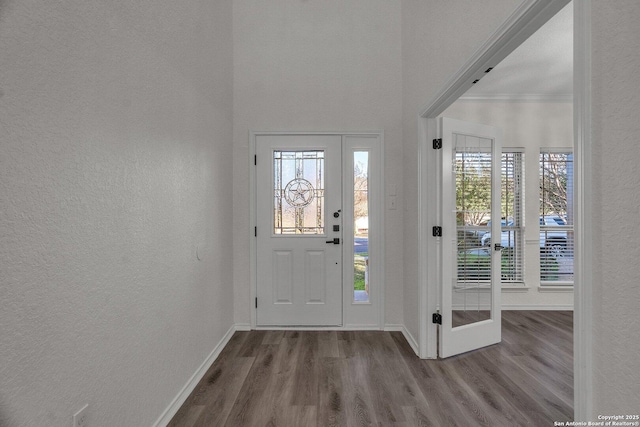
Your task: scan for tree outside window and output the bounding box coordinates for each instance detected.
[540,151,574,283]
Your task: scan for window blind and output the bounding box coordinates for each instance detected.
[500,151,524,283]
[453,144,524,284]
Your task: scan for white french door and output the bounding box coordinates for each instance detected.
[439,118,502,357]
[255,135,343,326]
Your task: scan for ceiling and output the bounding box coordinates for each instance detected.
[463,1,573,100]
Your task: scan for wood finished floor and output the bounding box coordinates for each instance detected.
[169,311,573,427]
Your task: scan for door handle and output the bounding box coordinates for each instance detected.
[326,238,340,244]
[494,243,503,251]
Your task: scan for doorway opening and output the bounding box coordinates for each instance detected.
[417,0,592,420]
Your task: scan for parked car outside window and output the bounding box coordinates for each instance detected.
[481,215,567,251]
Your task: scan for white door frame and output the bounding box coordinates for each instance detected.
[249,131,385,330]
[416,0,592,420]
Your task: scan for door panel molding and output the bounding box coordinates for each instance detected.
[273,250,293,304]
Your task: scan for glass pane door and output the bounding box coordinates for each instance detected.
[439,117,502,358]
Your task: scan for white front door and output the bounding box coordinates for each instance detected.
[439,118,502,357]
[256,135,343,326]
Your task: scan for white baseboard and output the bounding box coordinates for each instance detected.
[343,324,381,330]
[252,324,383,330]
[234,323,251,331]
[384,324,419,355]
[383,323,404,331]
[401,326,420,357]
[153,324,237,427]
[502,304,573,310]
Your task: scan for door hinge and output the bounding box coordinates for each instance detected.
[255,297,258,308]
[432,138,442,149]
[254,155,257,165]
[432,226,442,237]
[432,313,442,325]
[254,226,257,237]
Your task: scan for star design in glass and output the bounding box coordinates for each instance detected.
[284,178,315,207]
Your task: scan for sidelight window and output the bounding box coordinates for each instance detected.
[353,151,369,302]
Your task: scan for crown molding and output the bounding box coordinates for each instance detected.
[458,93,573,102]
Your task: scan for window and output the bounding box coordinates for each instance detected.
[455,147,492,283]
[539,151,574,283]
[353,151,369,302]
[454,149,524,284]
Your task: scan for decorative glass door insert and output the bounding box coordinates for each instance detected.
[273,150,325,235]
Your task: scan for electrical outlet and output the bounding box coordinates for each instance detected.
[73,404,88,427]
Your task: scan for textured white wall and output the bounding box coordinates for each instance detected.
[444,101,574,308]
[400,0,523,341]
[232,0,404,327]
[591,0,640,415]
[0,0,234,426]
